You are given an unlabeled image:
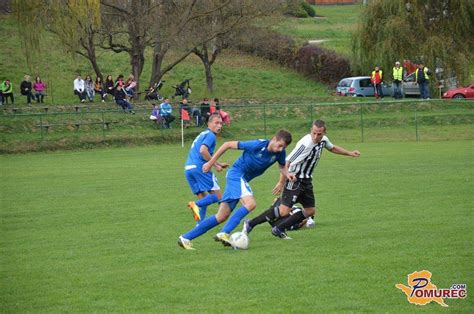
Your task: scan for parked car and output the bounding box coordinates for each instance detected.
[336,76,392,97]
[442,83,474,99]
[402,72,421,96]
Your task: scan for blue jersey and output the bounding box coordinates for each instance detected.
[230,139,286,182]
[185,129,217,168]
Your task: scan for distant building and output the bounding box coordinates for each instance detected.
[306,0,357,4]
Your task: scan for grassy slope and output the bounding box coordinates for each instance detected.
[1,141,472,312]
[0,15,329,105]
[276,4,363,56]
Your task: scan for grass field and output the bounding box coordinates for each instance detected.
[1,139,473,312]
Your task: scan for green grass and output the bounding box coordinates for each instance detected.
[276,4,363,56]
[1,100,473,153]
[1,139,473,312]
[0,15,329,105]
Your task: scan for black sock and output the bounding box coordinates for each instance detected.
[249,203,280,228]
[275,211,305,231]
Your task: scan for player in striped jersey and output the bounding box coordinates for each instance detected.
[243,120,360,239]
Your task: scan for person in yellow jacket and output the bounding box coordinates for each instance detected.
[415,63,432,99]
[392,61,404,99]
[371,66,383,99]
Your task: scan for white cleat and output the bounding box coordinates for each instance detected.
[178,236,195,250]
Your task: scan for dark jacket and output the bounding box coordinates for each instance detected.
[20,81,32,95]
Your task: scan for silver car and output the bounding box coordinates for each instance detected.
[336,76,392,97]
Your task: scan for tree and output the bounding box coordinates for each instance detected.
[13,0,102,78]
[352,0,474,85]
[191,1,281,93]
[100,0,157,95]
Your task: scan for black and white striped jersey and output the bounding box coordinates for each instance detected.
[286,134,334,179]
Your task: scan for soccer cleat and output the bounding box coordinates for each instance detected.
[187,201,201,222]
[304,217,316,228]
[271,226,292,240]
[178,236,195,250]
[213,232,232,247]
[242,219,253,235]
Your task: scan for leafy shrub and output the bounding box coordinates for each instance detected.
[284,0,308,18]
[294,44,352,86]
[301,2,316,17]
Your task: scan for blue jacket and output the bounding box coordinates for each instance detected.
[160,103,172,116]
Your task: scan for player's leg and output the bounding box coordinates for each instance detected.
[178,202,232,249]
[192,173,221,220]
[243,198,282,234]
[272,181,315,237]
[186,170,220,221]
[221,195,256,235]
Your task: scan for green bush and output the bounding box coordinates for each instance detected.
[301,1,316,17]
[284,0,308,18]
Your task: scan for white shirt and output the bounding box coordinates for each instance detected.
[286,134,334,179]
[74,78,85,92]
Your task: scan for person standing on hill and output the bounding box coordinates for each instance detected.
[415,63,431,99]
[392,61,404,99]
[371,66,383,99]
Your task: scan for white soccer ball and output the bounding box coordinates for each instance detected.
[230,232,249,250]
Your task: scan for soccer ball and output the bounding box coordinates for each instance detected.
[230,232,249,250]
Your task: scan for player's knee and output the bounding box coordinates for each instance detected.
[304,207,316,217]
[279,204,292,216]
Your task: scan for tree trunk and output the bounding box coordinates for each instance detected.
[130,50,145,99]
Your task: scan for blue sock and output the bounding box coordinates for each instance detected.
[222,206,250,234]
[196,194,219,220]
[183,215,219,240]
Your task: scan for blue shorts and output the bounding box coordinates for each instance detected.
[221,174,253,210]
[185,165,220,195]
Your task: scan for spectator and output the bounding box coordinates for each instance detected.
[33,76,47,104]
[95,76,106,102]
[104,75,115,100]
[415,62,431,99]
[114,85,135,114]
[84,75,95,102]
[0,80,14,105]
[73,75,86,103]
[392,61,404,99]
[114,74,125,90]
[149,103,161,125]
[159,98,175,128]
[180,98,191,128]
[124,74,137,97]
[187,99,202,126]
[403,59,417,76]
[200,98,211,123]
[20,75,35,105]
[371,66,383,99]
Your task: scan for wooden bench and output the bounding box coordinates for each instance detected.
[36,121,116,132]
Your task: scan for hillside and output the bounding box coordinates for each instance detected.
[0,14,334,106]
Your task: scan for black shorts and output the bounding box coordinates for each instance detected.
[280,179,315,208]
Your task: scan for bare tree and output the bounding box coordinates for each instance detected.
[100,0,158,95]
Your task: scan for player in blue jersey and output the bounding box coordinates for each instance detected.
[185,113,228,223]
[178,129,295,250]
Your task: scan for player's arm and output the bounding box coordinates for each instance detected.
[272,161,296,195]
[202,141,238,172]
[329,145,360,157]
[199,144,229,172]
